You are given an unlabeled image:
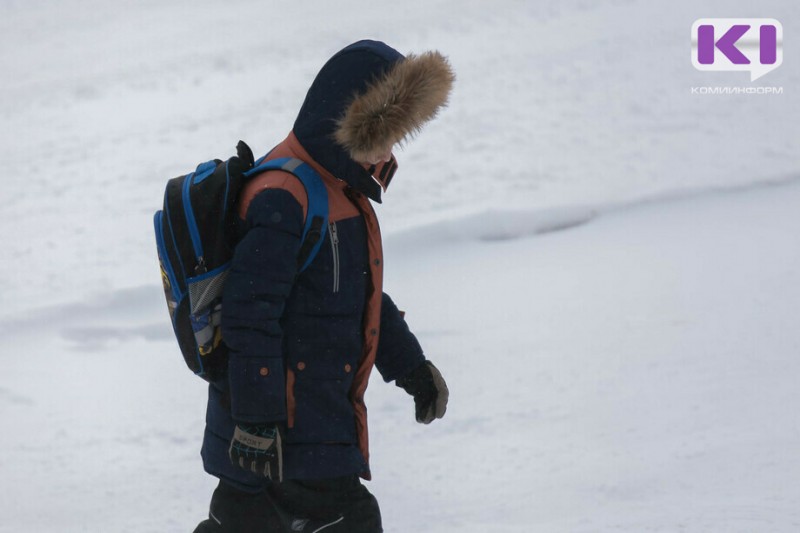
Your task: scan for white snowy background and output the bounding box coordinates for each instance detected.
[1,0,799,531]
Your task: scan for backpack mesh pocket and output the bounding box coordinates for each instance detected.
[187,267,229,355]
[188,268,229,315]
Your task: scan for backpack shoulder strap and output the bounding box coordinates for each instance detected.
[244,157,328,272]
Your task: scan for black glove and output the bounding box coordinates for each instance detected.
[396,361,449,424]
[228,424,283,481]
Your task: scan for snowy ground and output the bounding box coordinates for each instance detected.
[3,178,799,532]
[1,0,799,531]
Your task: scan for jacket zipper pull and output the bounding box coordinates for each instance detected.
[330,222,339,245]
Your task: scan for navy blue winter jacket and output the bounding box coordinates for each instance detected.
[201,41,426,492]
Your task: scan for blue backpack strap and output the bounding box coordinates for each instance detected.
[244,157,328,272]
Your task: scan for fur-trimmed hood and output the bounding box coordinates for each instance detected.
[334,50,455,163]
[293,40,454,202]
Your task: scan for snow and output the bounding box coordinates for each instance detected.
[376,182,800,532]
[1,0,799,531]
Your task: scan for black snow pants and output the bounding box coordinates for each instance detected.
[193,475,383,533]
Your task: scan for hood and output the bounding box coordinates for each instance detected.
[293,39,454,202]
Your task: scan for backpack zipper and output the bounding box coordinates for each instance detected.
[181,171,207,274]
[154,211,184,324]
[329,221,340,293]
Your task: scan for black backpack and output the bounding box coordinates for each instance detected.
[153,141,329,381]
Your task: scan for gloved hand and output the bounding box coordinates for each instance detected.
[396,361,449,424]
[228,424,283,481]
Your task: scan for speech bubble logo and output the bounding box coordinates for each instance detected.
[692,18,783,81]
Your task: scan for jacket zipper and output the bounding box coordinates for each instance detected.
[329,221,340,293]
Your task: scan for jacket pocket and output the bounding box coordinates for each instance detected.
[286,350,357,444]
[228,357,287,423]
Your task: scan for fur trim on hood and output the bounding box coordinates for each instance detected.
[334,51,455,162]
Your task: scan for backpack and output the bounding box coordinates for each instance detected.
[153,141,329,382]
